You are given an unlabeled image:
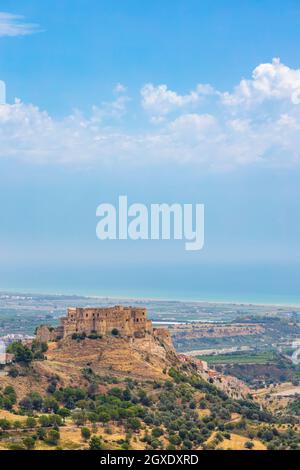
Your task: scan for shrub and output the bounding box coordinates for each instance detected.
[57,407,71,419]
[23,436,36,450]
[4,386,17,404]
[46,429,60,446]
[183,439,193,449]
[26,417,37,428]
[152,427,163,438]
[81,427,91,440]
[71,332,86,341]
[47,383,57,394]
[89,435,104,450]
[7,442,25,450]
[0,418,10,430]
[20,392,43,412]
[87,333,102,340]
[6,342,33,364]
[8,367,19,378]
[150,438,161,449]
[127,417,141,431]
[43,396,59,413]
[13,420,22,429]
[37,428,47,440]
[72,410,87,426]
[244,441,254,449]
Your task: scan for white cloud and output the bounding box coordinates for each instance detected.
[114,83,127,94]
[168,113,216,140]
[2,59,300,170]
[0,99,135,164]
[0,12,41,37]
[141,83,214,115]
[222,58,300,106]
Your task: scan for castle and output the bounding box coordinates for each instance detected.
[36,305,169,344]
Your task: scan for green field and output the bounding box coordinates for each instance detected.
[197,351,276,365]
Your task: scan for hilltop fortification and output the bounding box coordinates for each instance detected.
[33,305,177,381]
[36,305,170,343]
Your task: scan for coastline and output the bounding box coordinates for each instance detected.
[1,286,300,308]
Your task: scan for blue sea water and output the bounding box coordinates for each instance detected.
[1,263,300,306]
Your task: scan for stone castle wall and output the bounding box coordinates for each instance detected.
[36,305,153,341]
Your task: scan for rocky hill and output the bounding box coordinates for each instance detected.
[1,333,179,403]
[1,306,299,450]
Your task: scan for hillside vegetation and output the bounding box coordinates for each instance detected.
[0,337,300,450]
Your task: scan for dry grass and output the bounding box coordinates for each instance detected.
[217,433,266,450]
[0,409,27,423]
[197,408,211,418]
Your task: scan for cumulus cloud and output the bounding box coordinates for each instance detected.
[222,58,300,106]
[0,99,135,164]
[0,12,41,37]
[1,59,300,170]
[141,83,214,115]
[168,114,216,142]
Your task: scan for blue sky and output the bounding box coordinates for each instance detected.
[1,1,300,302]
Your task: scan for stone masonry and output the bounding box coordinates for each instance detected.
[36,305,158,342]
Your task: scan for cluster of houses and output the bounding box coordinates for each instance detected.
[178,353,249,399]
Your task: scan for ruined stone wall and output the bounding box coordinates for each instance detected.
[36,325,63,343]
[153,327,174,349]
[36,306,175,353]
[61,305,149,338]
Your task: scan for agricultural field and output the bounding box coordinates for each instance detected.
[197,352,276,365]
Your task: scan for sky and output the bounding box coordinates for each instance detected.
[1,0,300,302]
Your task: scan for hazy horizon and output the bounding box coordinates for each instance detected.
[1,1,300,305]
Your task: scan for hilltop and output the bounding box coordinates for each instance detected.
[1,306,179,399]
[0,306,299,450]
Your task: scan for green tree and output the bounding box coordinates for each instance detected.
[46,429,60,446]
[43,396,59,413]
[72,410,87,426]
[8,367,19,378]
[152,427,163,438]
[81,427,91,440]
[23,436,36,450]
[39,415,51,427]
[4,385,17,405]
[57,407,71,420]
[26,417,37,428]
[127,417,141,431]
[37,427,47,441]
[13,420,22,429]
[89,435,104,450]
[20,392,43,412]
[183,439,193,449]
[244,441,254,449]
[150,438,161,449]
[7,342,33,364]
[0,418,10,430]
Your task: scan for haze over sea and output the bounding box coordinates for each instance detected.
[1,2,300,312]
[1,263,300,306]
